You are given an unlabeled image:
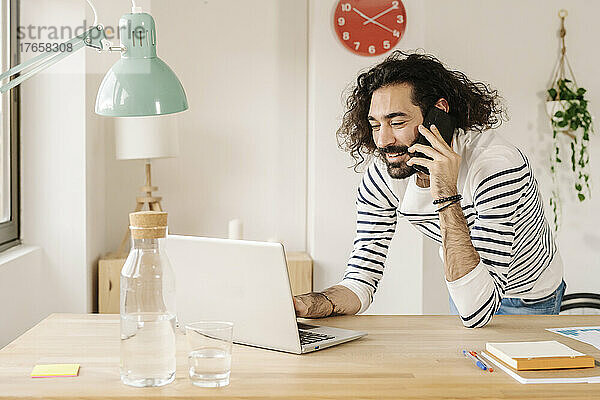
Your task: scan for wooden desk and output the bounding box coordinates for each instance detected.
[1,314,600,399]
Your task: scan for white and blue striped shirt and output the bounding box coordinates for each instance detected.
[338,130,563,328]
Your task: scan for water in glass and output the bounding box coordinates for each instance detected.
[188,347,232,387]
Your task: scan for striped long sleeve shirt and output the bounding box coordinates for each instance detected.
[337,129,563,328]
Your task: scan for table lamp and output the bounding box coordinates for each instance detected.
[114,114,179,255]
[0,0,188,117]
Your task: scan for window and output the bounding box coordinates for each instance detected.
[0,0,20,252]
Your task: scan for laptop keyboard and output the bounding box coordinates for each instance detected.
[299,330,335,346]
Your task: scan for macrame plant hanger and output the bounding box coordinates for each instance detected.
[546,9,594,233]
[547,9,578,140]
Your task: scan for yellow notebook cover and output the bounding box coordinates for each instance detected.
[31,364,80,378]
[485,341,594,371]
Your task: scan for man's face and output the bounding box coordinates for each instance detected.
[368,83,424,179]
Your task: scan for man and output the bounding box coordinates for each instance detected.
[294,51,565,328]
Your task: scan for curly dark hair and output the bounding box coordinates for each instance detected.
[337,50,507,169]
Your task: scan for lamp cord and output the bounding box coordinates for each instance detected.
[85,0,141,26]
[85,0,98,27]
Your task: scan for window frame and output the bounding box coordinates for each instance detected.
[0,0,20,253]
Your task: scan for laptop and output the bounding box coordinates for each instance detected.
[165,234,367,354]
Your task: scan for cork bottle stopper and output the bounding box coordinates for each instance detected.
[129,211,168,239]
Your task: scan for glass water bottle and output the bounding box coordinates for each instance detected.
[120,211,177,387]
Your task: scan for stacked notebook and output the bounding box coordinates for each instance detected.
[485,340,595,371]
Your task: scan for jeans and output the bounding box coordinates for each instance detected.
[449,280,566,316]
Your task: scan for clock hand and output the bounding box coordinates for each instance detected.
[352,7,372,22]
[365,19,394,34]
[362,4,399,25]
[352,7,394,34]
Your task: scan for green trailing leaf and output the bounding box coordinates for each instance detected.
[549,79,594,231]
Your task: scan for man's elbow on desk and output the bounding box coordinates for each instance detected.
[446,262,501,328]
[460,313,494,329]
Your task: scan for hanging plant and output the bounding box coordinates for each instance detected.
[547,80,592,195]
[545,10,594,232]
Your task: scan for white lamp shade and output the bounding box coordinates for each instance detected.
[115,114,180,160]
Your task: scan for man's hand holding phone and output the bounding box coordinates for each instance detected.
[406,124,461,199]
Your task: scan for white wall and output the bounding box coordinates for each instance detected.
[100,0,309,254]
[19,0,88,310]
[422,238,449,314]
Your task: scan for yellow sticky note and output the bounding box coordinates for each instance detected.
[31,364,80,378]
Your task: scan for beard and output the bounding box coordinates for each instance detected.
[378,145,417,180]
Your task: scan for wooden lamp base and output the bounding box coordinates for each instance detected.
[115,161,163,256]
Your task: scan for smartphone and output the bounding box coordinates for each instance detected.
[411,107,457,175]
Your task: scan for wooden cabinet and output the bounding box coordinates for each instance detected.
[98,256,126,314]
[98,251,313,314]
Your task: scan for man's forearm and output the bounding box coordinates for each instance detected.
[439,202,480,281]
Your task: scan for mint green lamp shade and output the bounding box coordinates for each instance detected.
[95,12,188,117]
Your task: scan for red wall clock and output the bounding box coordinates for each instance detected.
[333,0,407,57]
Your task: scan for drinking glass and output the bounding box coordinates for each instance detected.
[185,321,233,387]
